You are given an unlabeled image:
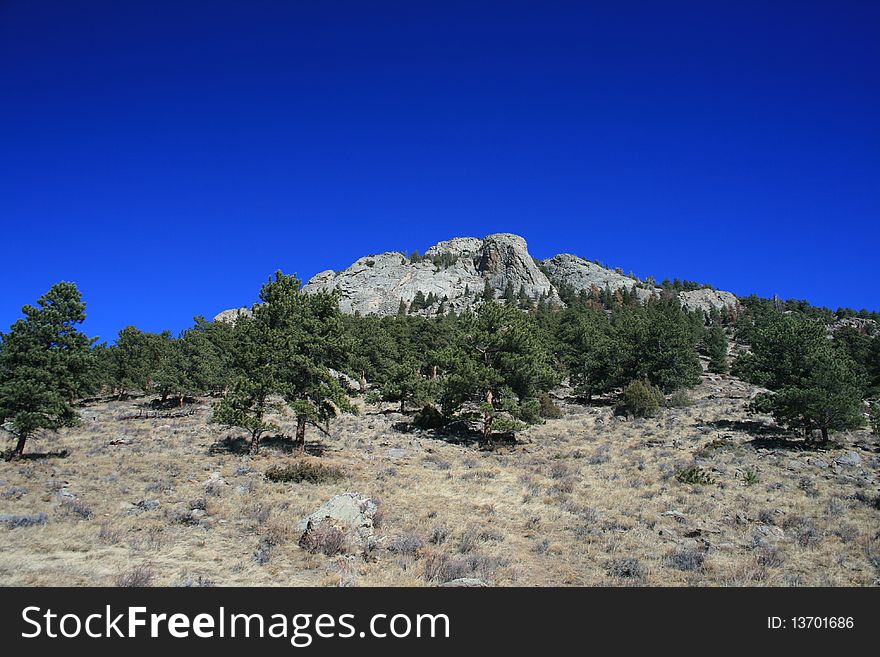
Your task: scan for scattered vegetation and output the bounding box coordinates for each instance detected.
[675,466,716,485]
[265,462,345,484]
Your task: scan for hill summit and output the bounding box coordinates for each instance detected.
[216,233,737,320]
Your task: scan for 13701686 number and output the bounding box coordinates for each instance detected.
[790,617,854,629]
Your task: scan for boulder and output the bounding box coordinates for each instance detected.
[297,493,378,554]
[835,451,862,467]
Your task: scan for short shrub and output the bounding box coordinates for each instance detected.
[299,522,348,556]
[422,552,502,583]
[114,565,155,587]
[429,526,449,545]
[538,392,563,419]
[387,532,424,557]
[666,548,705,572]
[676,466,716,485]
[605,557,645,580]
[265,462,344,484]
[616,380,663,418]
[0,513,48,528]
[414,404,447,430]
[61,498,93,520]
[869,401,880,436]
[667,390,693,408]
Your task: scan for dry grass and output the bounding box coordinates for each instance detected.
[0,371,878,587]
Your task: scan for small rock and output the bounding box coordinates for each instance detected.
[661,510,688,523]
[384,448,407,460]
[438,578,489,587]
[811,458,829,469]
[835,451,862,467]
[754,525,785,542]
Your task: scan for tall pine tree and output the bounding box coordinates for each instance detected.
[0,282,95,457]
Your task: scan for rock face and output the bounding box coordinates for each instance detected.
[543,253,738,312]
[542,254,655,303]
[215,232,739,320]
[214,307,252,323]
[297,493,378,555]
[678,288,739,313]
[301,232,557,316]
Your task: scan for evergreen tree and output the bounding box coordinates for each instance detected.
[704,325,729,374]
[0,282,95,457]
[409,290,427,312]
[382,355,438,413]
[211,314,279,452]
[482,278,495,301]
[440,301,555,446]
[613,299,701,392]
[557,308,620,400]
[108,326,165,397]
[502,281,515,303]
[737,313,865,442]
[212,272,355,453]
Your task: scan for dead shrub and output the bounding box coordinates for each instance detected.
[265,462,344,484]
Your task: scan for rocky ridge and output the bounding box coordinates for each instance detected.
[217,233,738,320]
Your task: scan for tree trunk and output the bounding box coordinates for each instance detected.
[400,399,406,414]
[432,365,438,380]
[359,371,366,394]
[821,427,828,443]
[178,394,185,408]
[483,389,494,449]
[13,433,28,458]
[249,430,260,455]
[295,416,307,452]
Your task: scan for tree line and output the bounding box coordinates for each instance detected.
[2,274,878,458]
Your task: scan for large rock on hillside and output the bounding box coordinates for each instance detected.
[678,288,739,313]
[478,233,555,300]
[542,253,655,302]
[214,307,252,323]
[297,493,378,555]
[214,232,739,319]
[301,233,556,316]
[542,253,738,313]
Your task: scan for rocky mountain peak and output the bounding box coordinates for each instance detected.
[215,232,739,320]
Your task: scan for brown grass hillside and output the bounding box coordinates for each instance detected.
[1,370,877,587]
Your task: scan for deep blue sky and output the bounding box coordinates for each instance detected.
[2,1,878,341]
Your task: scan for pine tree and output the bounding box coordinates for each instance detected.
[0,282,95,458]
[211,314,279,452]
[108,326,166,397]
[704,325,729,374]
[409,290,427,313]
[440,301,555,447]
[212,272,355,453]
[557,308,620,400]
[382,356,437,413]
[502,281,515,303]
[482,278,495,301]
[737,313,866,442]
[612,299,701,392]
